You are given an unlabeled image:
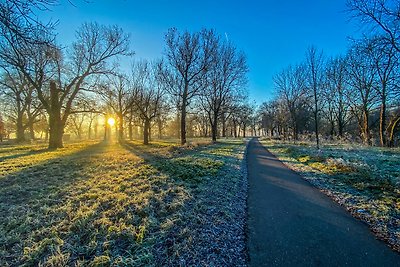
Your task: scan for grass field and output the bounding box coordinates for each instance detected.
[260,139,400,252]
[0,139,247,266]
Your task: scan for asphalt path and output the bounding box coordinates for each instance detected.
[247,138,400,266]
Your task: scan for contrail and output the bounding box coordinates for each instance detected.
[225,32,229,42]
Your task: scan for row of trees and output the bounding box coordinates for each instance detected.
[0,1,250,148]
[259,0,400,147]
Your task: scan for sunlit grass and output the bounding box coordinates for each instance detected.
[0,138,246,265]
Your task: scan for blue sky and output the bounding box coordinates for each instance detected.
[40,0,359,104]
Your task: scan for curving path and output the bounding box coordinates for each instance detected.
[247,138,400,266]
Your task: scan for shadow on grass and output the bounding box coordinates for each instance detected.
[0,142,104,207]
[0,148,49,163]
[121,140,237,184]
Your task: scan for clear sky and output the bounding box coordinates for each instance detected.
[40,0,360,104]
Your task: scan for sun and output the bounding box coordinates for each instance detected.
[107,117,115,126]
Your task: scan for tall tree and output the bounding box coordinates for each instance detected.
[368,37,398,146]
[274,64,308,141]
[201,40,248,142]
[131,61,164,145]
[306,46,325,149]
[164,28,217,145]
[325,56,352,137]
[345,41,378,145]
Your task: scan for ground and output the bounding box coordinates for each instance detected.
[260,138,400,252]
[0,139,247,266]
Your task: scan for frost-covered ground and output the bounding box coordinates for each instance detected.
[260,139,400,252]
[0,139,247,266]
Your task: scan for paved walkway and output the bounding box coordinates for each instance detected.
[247,138,400,266]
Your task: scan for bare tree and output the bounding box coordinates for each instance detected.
[131,60,164,145]
[0,0,55,45]
[274,64,309,141]
[201,40,248,142]
[345,41,378,144]
[306,46,325,149]
[0,68,42,141]
[325,56,352,138]
[164,28,217,145]
[368,37,398,146]
[347,0,400,52]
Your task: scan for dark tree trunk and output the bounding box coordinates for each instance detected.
[28,121,35,140]
[149,124,152,142]
[210,112,218,142]
[143,119,150,145]
[48,114,64,149]
[16,113,25,142]
[211,122,217,142]
[48,81,64,149]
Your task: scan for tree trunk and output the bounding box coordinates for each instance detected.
[314,108,320,149]
[128,120,133,140]
[48,114,64,149]
[362,108,370,145]
[88,120,92,139]
[180,104,187,145]
[210,112,218,142]
[221,113,226,138]
[157,116,162,139]
[149,124,152,142]
[388,116,400,147]
[143,119,150,145]
[379,99,387,146]
[16,113,25,142]
[118,113,124,142]
[48,81,64,149]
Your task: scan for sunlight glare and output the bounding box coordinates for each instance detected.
[107,117,115,126]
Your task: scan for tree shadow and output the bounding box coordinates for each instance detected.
[122,140,240,184]
[0,148,49,163]
[0,142,103,207]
